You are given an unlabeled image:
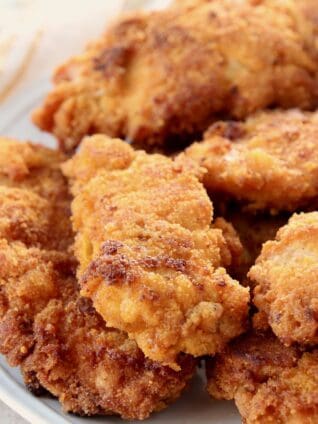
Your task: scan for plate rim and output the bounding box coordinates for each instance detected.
[0,363,71,424]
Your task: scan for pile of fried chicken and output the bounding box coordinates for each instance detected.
[1,0,318,422]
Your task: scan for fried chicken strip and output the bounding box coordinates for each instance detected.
[0,137,73,250]
[0,138,196,419]
[33,0,318,152]
[207,330,318,424]
[182,110,318,212]
[249,212,318,347]
[62,135,249,369]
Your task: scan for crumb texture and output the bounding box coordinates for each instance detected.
[63,135,249,368]
[207,330,318,424]
[0,138,196,420]
[33,0,318,151]
[183,110,318,212]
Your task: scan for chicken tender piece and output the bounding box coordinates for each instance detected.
[0,137,72,250]
[33,0,318,152]
[207,331,318,424]
[0,242,196,419]
[0,139,196,419]
[249,212,318,346]
[183,110,318,212]
[63,135,249,368]
[224,210,288,282]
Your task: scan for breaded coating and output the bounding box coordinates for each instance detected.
[63,135,249,368]
[207,331,318,424]
[33,0,318,152]
[0,137,72,250]
[224,209,287,282]
[249,212,318,347]
[0,242,196,419]
[183,110,318,212]
[212,216,244,276]
[0,139,196,419]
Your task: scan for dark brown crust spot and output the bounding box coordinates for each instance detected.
[24,371,48,397]
[142,255,187,272]
[82,254,134,286]
[101,240,124,255]
[77,297,95,315]
[81,241,187,287]
[93,46,132,77]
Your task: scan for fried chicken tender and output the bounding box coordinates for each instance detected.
[0,137,73,250]
[248,212,318,347]
[207,330,318,424]
[183,110,318,212]
[0,139,196,419]
[62,135,249,369]
[33,0,318,152]
[0,242,196,419]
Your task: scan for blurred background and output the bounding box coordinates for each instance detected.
[0,0,172,106]
[0,0,125,104]
[0,0,170,146]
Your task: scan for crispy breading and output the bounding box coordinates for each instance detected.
[0,139,196,419]
[33,0,318,152]
[249,212,318,347]
[0,137,73,250]
[222,209,288,282]
[206,330,318,424]
[62,135,249,369]
[212,216,243,276]
[183,110,318,212]
[0,241,196,419]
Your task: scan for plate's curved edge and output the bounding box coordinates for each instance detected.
[0,363,71,424]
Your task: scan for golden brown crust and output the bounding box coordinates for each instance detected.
[212,216,243,272]
[0,241,196,419]
[63,135,249,368]
[0,137,72,250]
[222,209,288,282]
[0,138,196,419]
[249,212,318,347]
[207,331,318,424]
[183,110,318,212]
[33,0,318,152]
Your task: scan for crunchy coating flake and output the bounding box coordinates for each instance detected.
[183,110,318,212]
[63,135,249,368]
[207,330,318,424]
[249,212,318,347]
[33,0,318,152]
[0,139,196,420]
